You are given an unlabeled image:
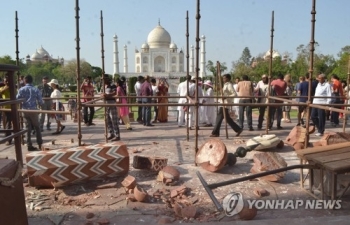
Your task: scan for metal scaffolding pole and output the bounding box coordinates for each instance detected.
[14,11,25,145]
[343,55,350,132]
[74,0,82,146]
[266,10,274,135]
[100,10,108,143]
[194,0,201,163]
[186,10,190,141]
[304,0,316,148]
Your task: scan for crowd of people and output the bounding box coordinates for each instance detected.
[1,72,349,150]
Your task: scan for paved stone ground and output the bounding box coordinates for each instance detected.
[1,112,350,224]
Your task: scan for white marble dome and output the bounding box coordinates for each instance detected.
[264,50,281,60]
[169,42,177,49]
[31,50,42,60]
[147,24,171,48]
[37,46,50,57]
[141,42,149,49]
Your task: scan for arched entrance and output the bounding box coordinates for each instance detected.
[154,56,165,72]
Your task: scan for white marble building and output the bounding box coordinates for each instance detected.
[26,46,64,65]
[113,21,207,79]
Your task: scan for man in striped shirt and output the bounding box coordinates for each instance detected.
[16,75,44,151]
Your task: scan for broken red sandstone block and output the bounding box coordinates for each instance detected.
[86,212,94,219]
[239,207,257,220]
[250,152,287,182]
[133,155,168,171]
[121,175,136,189]
[134,185,148,202]
[253,188,269,197]
[181,205,197,218]
[195,139,227,172]
[157,166,180,185]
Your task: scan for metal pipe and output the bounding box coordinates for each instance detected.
[304,0,316,148]
[266,10,274,135]
[194,0,201,162]
[0,99,23,106]
[0,109,71,114]
[15,11,20,90]
[15,11,25,145]
[343,55,350,132]
[197,164,316,211]
[100,10,108,143]
[0,129,27,144]
[75,0,82,146]
[82,102,350,108]
[186,10,190,141]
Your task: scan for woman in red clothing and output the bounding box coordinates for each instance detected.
[116,79,132,130]
[157,78,169,122]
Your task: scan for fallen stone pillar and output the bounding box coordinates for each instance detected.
[133,155,168,171]
[26,142,129,188]
[196,138,227,172]
[285,125,315,150]
[250,152,287,182]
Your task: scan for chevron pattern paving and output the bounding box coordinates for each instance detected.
[26,142,129,188]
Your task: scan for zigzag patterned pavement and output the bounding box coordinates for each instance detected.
[26,142,129,188]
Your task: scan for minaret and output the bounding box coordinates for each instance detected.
[200,35,206,78]
[190,45,195,72]
[123,45,128,73]
[113,34,120,75]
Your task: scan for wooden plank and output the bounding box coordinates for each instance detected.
[296,142,350,158]
[309,152,350,164]
[323,159,350,173]
[304,148,350,159]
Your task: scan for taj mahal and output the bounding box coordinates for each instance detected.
[113,21,207,79]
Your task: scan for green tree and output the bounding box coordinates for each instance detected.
[206,60,227,76]
[59,59,93,84]
[231,61,254,80]
[0,55,16,65]
[92,66,103,79]
[314,54,336,76]
[337,45,350,57]
[331,52,350,81]
[250,56,290,81]
[239,47,252,66]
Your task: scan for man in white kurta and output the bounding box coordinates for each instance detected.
[186,76,204,129]
[203,80,215,126]
[177,75,191,127]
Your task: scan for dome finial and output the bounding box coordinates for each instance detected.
[158,18,160,26]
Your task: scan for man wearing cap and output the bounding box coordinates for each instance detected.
[134,76,144,123]
[210,74,242,137]
[38,76,53,131]
[16,75,44,151]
